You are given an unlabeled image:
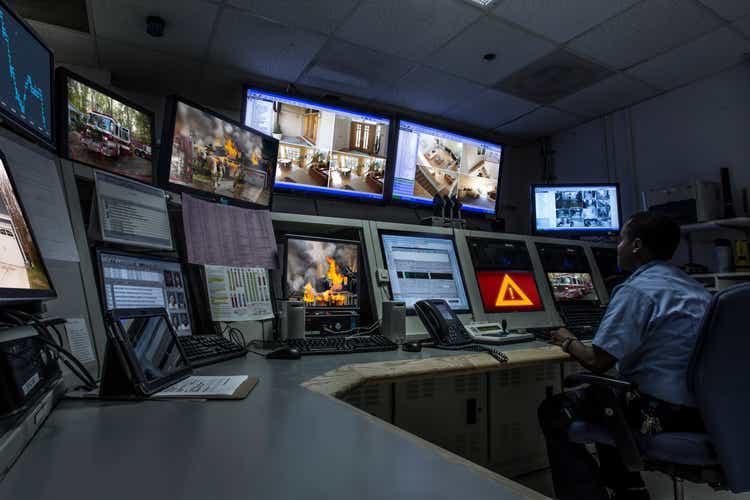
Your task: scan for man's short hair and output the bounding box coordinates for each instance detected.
[624,212,681,260]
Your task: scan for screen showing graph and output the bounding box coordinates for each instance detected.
[0,6,53,144]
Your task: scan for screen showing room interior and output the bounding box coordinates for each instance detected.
[120,314,187,382]
[0,5,52,143]
[99,252,192,335]
[64,74,153,182]
[392,121,502,214]
[244,89,389,200]
[380,233,470,312]
[168,100,278,207]
[285,237,360,309]
[534,185,619,232]
[0,157,52,291]
[547,272,599,302]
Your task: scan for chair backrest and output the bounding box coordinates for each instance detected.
[688,283,750,493]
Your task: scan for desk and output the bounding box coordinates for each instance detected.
[0,342,569,500]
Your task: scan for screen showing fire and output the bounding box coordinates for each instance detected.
[547,272,599,302]
[285,236,360,309]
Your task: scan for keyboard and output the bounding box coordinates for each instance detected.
[558,303,606,340]
[283,335,398,355]
[178,335,247,367]
[525,326,597,342]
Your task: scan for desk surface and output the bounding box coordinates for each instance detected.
[0,342,567,500]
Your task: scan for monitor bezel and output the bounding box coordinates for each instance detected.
[0,148,56,304]
[0,0,55,150]
[388,118,504,217]
[377,229,473,316]
[55,67,156,185]
[241,84,394,206]
[530,182,622,237]
[282,233,363,312]
[157,95,279,210]
[94,248,195,335]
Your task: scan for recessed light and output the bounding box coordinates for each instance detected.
[483,53,497,61]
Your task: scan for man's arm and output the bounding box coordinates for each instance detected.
[550,328,617,374]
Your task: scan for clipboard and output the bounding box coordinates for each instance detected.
[152,375,259,400]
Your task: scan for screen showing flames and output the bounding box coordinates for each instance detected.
[285,237,359,309]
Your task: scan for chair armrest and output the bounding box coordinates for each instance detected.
[564,373,633,392]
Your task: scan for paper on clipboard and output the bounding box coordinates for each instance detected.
[205,265,274,322]
[154,375,254,398]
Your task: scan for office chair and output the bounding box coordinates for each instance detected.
[562,283,750,500]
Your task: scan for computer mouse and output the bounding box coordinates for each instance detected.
[266,346,301,360]
[402,342,422,353]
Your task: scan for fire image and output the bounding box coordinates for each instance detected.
[286,239,359,308]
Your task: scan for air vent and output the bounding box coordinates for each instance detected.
[8,0,89,33]
[495,49,611,105]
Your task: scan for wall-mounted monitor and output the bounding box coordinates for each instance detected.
[160,96,279,208]
[243,88,390,201]
[392,120,502,215]
[57,69,155,183]
[532,184,621,236]
[0,2,54,147]
[0,150,55,304]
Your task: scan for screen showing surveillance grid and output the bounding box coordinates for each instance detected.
[534,185,619,232]
[392,120,502,214]
[168,100,278,207]
[244,89,389,200]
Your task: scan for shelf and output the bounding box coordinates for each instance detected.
[681,217,750,234]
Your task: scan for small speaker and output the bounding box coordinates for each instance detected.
[720,167,735,218]
[278,301,305,340]
[381,301,406,344]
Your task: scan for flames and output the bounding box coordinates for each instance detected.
[302,258,350,307]
[224,138,240,159]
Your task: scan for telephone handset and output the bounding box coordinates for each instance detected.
[414,299,473,346]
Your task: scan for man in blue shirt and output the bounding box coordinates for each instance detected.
[538,212,711,500]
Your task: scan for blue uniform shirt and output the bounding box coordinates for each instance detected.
[592,261,711,407]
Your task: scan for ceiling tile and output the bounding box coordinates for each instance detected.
[444,88,538,129]
[90,0,219,59]
[297,39,415,101]
[210,8,327,82]
[735,16,750,37]
[375,65,485,116]
[627,27,750,90]
[494,106,582,137]
[428,16,555,85]
[697,0,750,21]
[567,0,723,69]
[554,74,657,117]
[493,0,640,43]
[195,65,254,113]
[335,0,482,61]
[227,0,360,35]
[28,20,97,67]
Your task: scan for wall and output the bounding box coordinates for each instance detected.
[278,104,304,138]
[333,115,350,151]
[317,110,336,149]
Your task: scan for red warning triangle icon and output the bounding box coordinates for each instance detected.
[495,274,533,307]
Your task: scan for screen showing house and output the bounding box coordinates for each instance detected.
[244,89,390,200]
[392,121,502,215]
[534,185,620,232]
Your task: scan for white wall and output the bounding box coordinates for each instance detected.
[333,115,350,151]
[317,111,336,150]
[278,105,304,138]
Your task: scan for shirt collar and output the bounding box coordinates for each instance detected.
[626,260,667,282]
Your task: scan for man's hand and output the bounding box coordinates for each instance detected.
[549,327,576,347]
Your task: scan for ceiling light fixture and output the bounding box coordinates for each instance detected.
[483,53,497,61]
[146,16,165,37]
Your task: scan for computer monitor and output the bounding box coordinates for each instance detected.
[392,120,503,215]
[591,247,622,281]
[243,88,390,201]
[159,96,279,208]
[532,184,621,236]
[467,237,543,313]
[0,2,54,148]
[283,235,361,311]
[536,242,599,303]
[0,151,54,304]
[57,68,155,183]
[379,231,471,313]
[96,250,193,335]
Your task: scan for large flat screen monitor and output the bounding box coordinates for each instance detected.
[536,242,599,303]
[284,235,360,311]
[533,184,620,235]
[392,120,502,215]
[0,150,54,303]
[243,88,390,201]
[57,69,155,183]
[379,231,470,313]
[0,2,54,147]
[97,250,193,335]
[160,97,279,208]
[467,237,543,313]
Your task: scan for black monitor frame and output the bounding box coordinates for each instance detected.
[534,242,600,304]
[530,182,622,238]
[55,67,156,184]
[241,83,395,206]
[0,148,56,304]
[0,0,55,150]
[157,95,279,210]
[377,229,473,316]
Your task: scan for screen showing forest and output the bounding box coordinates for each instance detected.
[64,74,154,183]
